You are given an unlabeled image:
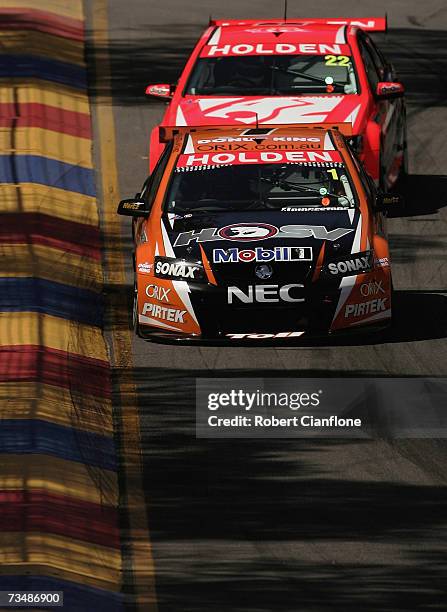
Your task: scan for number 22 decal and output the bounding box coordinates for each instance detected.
[325,55,350,66]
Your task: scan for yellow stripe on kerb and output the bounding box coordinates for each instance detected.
[0,244,103,292]
[92,0,159,609]
[0,80,89,114]
[0,532,120,589]
[0,30,85,65]
[0,455,118,506]
[0,126,92,167]
[0,382,113,434]
[0,184,98,226]
[0,0,84,21]
[0,313,108,361]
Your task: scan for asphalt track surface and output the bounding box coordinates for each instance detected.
[92,1,447,610]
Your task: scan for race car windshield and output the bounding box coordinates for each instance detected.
[185,55,358,95]
[165,163,356,213]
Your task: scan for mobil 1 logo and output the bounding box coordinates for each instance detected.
[213,246,312,264]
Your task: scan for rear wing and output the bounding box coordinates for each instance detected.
[159,123,353,143]
[209,17,387,32]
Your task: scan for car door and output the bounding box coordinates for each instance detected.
[357,32,399,188]
[365,33,404,183]
[134,142,172,244]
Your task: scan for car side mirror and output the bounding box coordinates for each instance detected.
[374,192,404,212]
[376,81,405,99]
[145,83,175,99]
[117,198,149,217]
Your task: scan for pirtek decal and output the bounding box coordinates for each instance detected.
[344,298,387,318]
[142,303,187,322]
[213,246,312,263]
[174,225,354,246]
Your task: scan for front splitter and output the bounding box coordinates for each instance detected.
[137,320,391,347]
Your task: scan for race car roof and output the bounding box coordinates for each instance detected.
[206,23,347,46]
[173,126,344,169]
[208,17,387,32]
[201,23,351,57]
[161,123,353,143]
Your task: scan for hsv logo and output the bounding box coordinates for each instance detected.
[324,251,373,277]
[174,225,354,246]
[344,298,387,318]
[195,96,343,125]
[213,246,312,263]
[218,223,278,241]
[228,284,305,304]
[154,256,203,280]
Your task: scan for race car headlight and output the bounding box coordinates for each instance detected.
[322,250,374,278]
[347,135,364,155]
[154,256,205,282]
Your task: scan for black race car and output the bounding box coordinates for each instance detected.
[118,125,400,343]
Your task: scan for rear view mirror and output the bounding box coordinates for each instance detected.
[117,198,148,217]
[145,83,174,99]
[376,81,405,99]
[375,192,404,212]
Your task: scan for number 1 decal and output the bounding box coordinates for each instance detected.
[328,168,339,180]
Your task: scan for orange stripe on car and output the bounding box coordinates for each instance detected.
[199,244,217,286]
[312,241,326,283]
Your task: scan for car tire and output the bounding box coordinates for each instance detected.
[132,280,142,337]
[379,144,387,193]
[389,276,396,329]
[395,115,408,193]
[397,134,409,188]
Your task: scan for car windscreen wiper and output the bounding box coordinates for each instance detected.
[170,199,267,214]
[269,65,345,88]
[260,176,341,200]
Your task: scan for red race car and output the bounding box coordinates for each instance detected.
[146,17,407,190]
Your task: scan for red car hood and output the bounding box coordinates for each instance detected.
[172,94,364,132]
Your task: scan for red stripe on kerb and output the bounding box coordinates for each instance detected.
[0,346,110,398]
[0,103,91,139]
[1,214,101,261]
[0,8,84,41]
[0,490,120,549]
